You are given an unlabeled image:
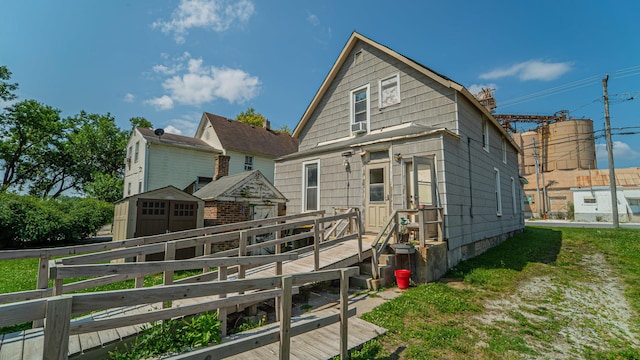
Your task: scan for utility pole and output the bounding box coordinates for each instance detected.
[533,139,543,218]
[603,75,619,227]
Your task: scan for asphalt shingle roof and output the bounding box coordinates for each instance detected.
[203,113,298,158]
[138,127,219,152]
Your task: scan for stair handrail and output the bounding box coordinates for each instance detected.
[370,210,399,279]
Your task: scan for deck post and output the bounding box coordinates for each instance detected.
[313,219,320,271]
[279,275,292,360]
[437,208,443,242]
[418,208,426,247]
[218,265,228,337]
[275,223,282,321]
[371,247,379,279]
[163,242,176,286]
[202,243,212,273]
[339,269,349,359]
[135,254,146,288]
[356,210,363,262]
[33,255,50,328]
[43,295,72,360]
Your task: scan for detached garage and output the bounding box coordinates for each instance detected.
[112,185,205,241]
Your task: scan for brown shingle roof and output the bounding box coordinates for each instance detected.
[137,127,219,152]
[203,113,298,158]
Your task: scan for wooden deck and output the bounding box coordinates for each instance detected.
[0,237,378,359]
[217,309,386,360]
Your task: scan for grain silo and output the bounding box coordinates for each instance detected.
[547,119,597,171]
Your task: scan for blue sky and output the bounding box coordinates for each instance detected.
[1,0,639,169]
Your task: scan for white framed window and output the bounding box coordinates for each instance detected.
[502,137,507,164]
[127,182,131,196]
[379,74,400,108]
[134,141,140,163]
[127,146,132,170]
[302,160,320,212]
[350,84,370,134]
[483,118,489,152]
[494,167,502,216]
[511,177,517,214]
[138,181,142,194]
[584,196,596,204]
[244,156,254,171]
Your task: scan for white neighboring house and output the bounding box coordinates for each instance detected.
[572,186,640,222]
[123,127,221,198]
[194,112,299,183]
[122,115,298,199]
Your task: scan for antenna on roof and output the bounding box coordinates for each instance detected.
[154,128,164,141]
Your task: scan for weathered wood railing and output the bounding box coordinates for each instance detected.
[0,267,359,360]
[370,208,444,279]
[0,211,327,306]
[48,254,299,337]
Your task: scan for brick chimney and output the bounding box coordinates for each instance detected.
[263,119,270,129]
[214,155,230,180]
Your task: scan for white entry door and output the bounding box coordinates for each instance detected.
[365,163,390,232]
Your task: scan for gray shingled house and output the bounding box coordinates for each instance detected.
[274,32,524,270]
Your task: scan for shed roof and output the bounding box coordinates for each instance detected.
[193,170,286,202]
[202,113,298,158]
[116,185,203,204]
[137,127,220,153]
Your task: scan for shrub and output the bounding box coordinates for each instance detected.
[0,193,114,248]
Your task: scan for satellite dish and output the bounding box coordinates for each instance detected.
[154,128,165,137]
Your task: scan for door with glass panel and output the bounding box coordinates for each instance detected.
[365,163,390,231]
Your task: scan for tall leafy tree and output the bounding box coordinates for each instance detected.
[235,107,268,127]
[0,99,65,192]
[0,65,18,102]
[129,116,153,133]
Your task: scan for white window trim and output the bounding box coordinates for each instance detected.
[301,159,321,212]
[494,167,502,216]
[502,137,507,164]
[378,73,400,109]
[244,155,254,171]
[511,177,517,214]
[483,119,490,152]
[350,84,370,129]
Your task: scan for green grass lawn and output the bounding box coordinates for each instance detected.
[358,226,640,359]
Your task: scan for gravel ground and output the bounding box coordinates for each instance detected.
[474,253,639,358]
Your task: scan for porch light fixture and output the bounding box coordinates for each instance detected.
[394,153,402,161]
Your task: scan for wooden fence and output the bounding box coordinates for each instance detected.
[0,267,359,360]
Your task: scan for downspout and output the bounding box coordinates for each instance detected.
[467,136,473,218]
[143,142,150,193]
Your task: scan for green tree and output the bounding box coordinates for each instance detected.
[235,107,267,127]
[277,124,292,135]
[0,65,18,102]
[0,99,65,192]
[84,171,124,203]
[129,116,153,133]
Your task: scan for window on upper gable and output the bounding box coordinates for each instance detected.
[379,74,400,108]
[134,141,140,163]
[482,119,489,152]
[350,84,370,134]
[244,156,254,171]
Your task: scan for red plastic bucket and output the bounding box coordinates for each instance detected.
[395,269,411,290]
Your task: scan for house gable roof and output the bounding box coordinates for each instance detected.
[201,113,298,158]
[193,170,286,203]
[137,127,220,153]
[292,31,519,152]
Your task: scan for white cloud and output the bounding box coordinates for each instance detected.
[123,93,135,103]
[152,0,255,44]
[163,125,183,135]
[596,141,640,164]
[145,95,174,110]
[480,60,572,81]
[307,13,319,26]
[147,53,260,109]
[467,83,498,96]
